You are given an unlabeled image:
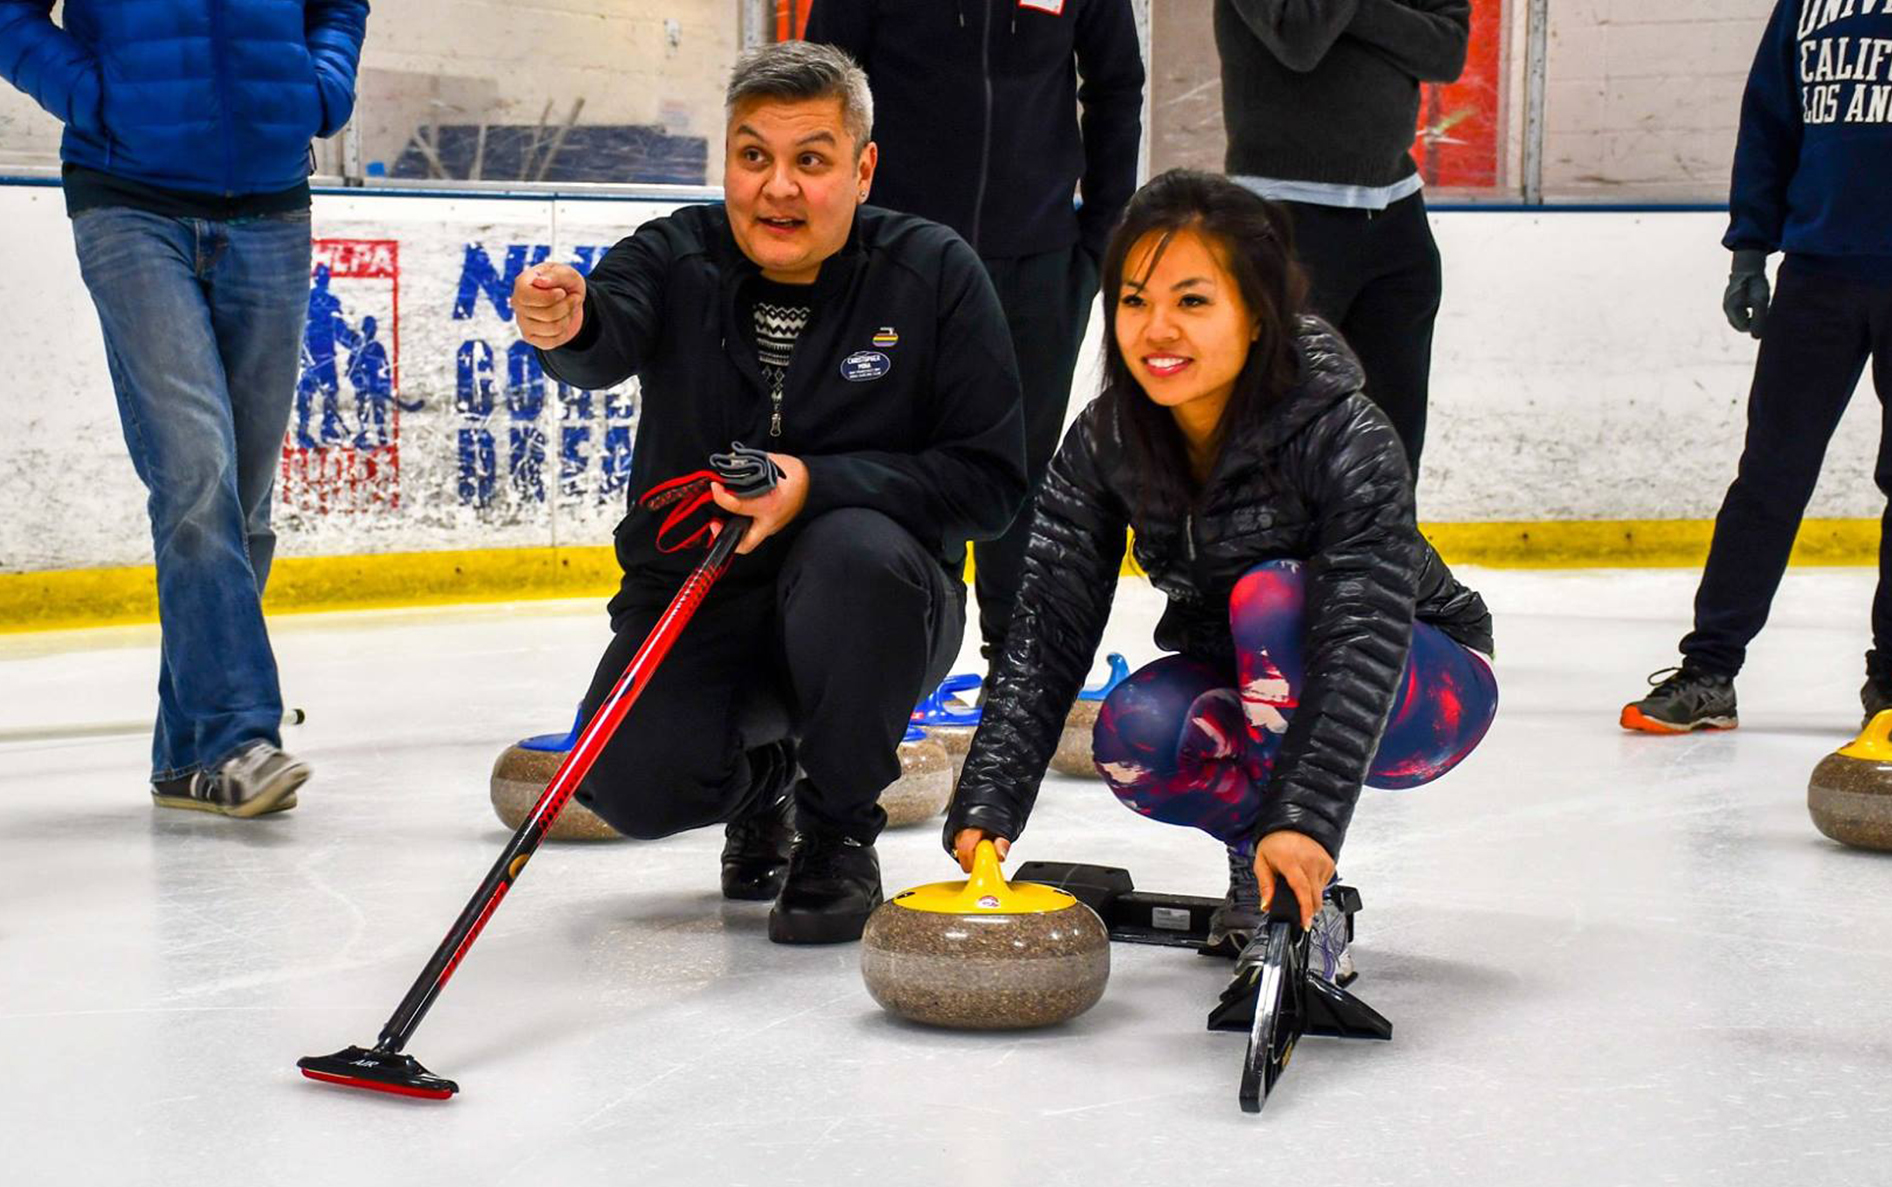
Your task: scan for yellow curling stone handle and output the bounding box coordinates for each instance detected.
[890,841,1078,915]
[1840,709,1892,761]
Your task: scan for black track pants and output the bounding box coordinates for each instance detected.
[1281,191,1441,477]
[574,508,964,842]
[1682,259,1892,677]
[973,244,1100,660]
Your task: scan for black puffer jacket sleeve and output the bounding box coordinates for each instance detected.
[1257,394,1420,858]
[1416,542,1494,656]
[943,406,1127,850]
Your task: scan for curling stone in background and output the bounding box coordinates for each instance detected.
[912,672,982,780]
[880,724,954,828]
[861,841,1110,1030]
[490,707,620,841]
[1048,653,1131,778]
[1809,709,1892,851]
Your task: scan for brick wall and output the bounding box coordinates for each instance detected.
[1544,0,1773,201]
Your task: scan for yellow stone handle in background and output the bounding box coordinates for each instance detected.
[1840,709,1892,761]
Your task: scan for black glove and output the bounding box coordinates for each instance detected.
[1722,249,1771,339]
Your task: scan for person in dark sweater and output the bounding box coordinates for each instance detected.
[946,172,1496,970]
[1215,0,1470,478]
[802,0,1145,667]
[1624,0,1892,734]
[514,43,1027,944]
[0,0,370,818]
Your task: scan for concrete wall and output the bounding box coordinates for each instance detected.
[1543,0,1773,202]
[0,182,1876,575]
[1151,0,1776,203]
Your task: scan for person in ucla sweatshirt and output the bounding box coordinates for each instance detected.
[1623,0,1892,735]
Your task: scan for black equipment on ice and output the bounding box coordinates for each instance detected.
[1012,861,1391,1114]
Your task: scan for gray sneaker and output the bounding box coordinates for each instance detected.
[152,744,307,818]
[1306,898,1356,986]
[1206,846,1264,951]
[1622,664,1737,733]
[1211,847,1358,984]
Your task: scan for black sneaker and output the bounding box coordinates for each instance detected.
[1862,679,1892,728]
[151,743,307,817]
[722,790,794,901]
[767,821,882,945]
[1621,665,1737,734]
[1863,651,1892,727]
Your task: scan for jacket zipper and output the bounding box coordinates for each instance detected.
[770,306,819,439]
[970,0,995,252]
[208,0,237,194]
[1184,511,1197,561]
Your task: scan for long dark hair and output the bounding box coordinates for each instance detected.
[1098,169,1307,517]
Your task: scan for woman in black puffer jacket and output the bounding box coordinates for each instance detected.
[945,171,1497,953]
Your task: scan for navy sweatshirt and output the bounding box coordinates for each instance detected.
[803,0,1145,262]
[1728,0,1892,266]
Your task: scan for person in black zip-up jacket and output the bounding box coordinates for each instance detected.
[512,43,1027,945]
[945,172,1496,956]
[803,0,1145,668]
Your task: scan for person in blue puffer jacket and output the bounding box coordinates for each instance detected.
[0,1,369,818]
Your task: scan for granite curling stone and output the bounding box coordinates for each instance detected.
[913,673,982,780]
[1048,654,1131,778]
[880,725,954,828]
[861,841,1110,1029]
[1809,709,1892,852]
[490,714,619,841]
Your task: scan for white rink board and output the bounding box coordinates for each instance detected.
[0,184,1880,573]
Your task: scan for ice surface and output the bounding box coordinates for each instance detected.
[4,569,1892,1186]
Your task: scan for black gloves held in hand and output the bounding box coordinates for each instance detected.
[1722,249,1771,340]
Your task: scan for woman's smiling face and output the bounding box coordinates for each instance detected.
[1113,227,1258,433]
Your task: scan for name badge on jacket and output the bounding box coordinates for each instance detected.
[1018,0,1065,13]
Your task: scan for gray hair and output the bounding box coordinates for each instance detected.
[725,41,874,155]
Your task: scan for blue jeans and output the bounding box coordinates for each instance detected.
[71,206,312,781]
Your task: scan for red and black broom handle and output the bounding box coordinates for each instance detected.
[366,515,749,1057]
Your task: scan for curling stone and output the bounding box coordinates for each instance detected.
[1809,709,1892,851]
[489,708,620,841]
[880,724,954,828]
[913,672,982,779]
[861,841,1110,1029]
[1048,653,1131,778]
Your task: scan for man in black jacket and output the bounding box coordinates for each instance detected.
[512,42,1027,944]
[804,0,1145,665]
[1216,0,1470,477]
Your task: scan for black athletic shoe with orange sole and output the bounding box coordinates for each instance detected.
[1621,665,1738,734]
